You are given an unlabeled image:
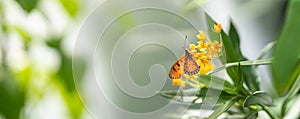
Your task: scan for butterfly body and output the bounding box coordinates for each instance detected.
[169,49,200,79]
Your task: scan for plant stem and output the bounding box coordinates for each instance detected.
[207,58,273,75]
[261,104,279,119]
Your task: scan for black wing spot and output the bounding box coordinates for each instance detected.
[176,62,180,67]
[172,67,177,72]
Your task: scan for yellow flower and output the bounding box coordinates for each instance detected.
[196,31,206,41]
[189,44,196,50]
[197,40,207,50]
[207,41,222,57]
[199,61,213,75]
[213,23,222,33]
[172,79,182,86]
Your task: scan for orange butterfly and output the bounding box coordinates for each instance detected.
[169,47,200,79]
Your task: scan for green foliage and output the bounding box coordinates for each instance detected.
[15,0,39,13]
[272,0,300,95]
[205,14,259,92]
[196,88,236,104]
[59,0,80,18]
[160,87,236,105]
[0,70,25,119]
[207,96,239,119]
[198,75,236,95]
[161,11,287,118]
[0,0,86,118]
[58,54,77,92]
[243,111,258,119]
[56,51,86,119]
[46,36,62,49]
[243,91,273,107]
[14,26,31,50]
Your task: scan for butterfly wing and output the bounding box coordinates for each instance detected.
[169,55,185,79]
[184,51,200,75]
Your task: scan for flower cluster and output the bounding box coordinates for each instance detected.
[172,23,223,87]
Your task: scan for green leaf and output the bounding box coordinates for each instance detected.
[15,0,39,13]
[243,91,273,107]
[261,104,279,119]
[59,0,80,18]
[198,75,236,95]
[207,96,239,119]
[229,22,243,57]
[272,0,300,95]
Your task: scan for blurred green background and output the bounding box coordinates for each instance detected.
[0,0,87,118]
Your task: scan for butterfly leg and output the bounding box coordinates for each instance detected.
[179,76,187,102]
[179,84,184,102]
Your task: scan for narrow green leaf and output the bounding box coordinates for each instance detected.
[199,88,236,105]
[281,73,300,117]
[243,111,258,119]
[261,104,279,119]
[207,96,239,119]
[15,0,39,13]
[243,91,273,107]
[272,0,300,95]
[229,21,243,57]
[198,75,236,95]
[257,41,277,60]
[160,87,235,105]
[237,63,249,95]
